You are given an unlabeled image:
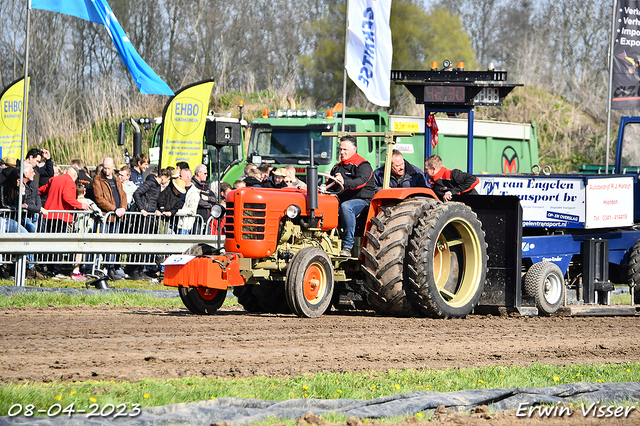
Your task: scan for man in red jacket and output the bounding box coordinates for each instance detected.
[39,165,90,232]
[424,155,479,202]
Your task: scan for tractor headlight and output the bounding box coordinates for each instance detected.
[286,205,302,219]
[211,204,226,219]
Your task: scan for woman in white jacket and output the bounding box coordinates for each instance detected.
[176,169,201,234]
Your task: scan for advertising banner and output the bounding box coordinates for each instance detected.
[160,79,214,171]
[611,0,640,109]
[585,176,634,228]
[345,0,392,107]
[478,176,586,228]
[0,77,28,159]
[478,175,635,229]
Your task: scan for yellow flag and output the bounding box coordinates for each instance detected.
[161,79,214,171]
[0,77,29,159]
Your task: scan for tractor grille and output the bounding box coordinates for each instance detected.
[225,201,234,239]
[241,203,266,240]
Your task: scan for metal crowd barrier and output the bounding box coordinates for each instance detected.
[0,209,223,286]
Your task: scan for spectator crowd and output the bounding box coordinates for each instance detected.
[0,151,219,282]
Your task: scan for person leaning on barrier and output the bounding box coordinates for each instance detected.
[0,167,28,233]
[133,168,170,219]
[20,163,46,232]
[93,157,128,280]
[373,149,426,192]
[176,171,201,235]
[156,177,186,234]
[39,165,90,233]
[93,157,127,220]
[424,154,479,202]
[191,164,216,221]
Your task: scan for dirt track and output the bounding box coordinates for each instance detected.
[1,305,640,383]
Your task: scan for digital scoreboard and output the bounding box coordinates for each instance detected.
[390,68,521,107]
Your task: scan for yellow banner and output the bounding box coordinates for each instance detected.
[0,77,29,159]
[161,79,214,171]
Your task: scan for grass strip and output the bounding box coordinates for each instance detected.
[0,292,238,308]
[1,279,178,291]
[1,363,638,417]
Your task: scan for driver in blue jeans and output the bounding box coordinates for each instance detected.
[329,135,375,257]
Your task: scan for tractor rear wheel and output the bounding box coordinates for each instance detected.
[361,197,434,316]
[285,247,334,318]
[524,262,564,315]
[233,286,262,313]
[628,238,640,305]
[407,202,487,318]
[178,243,227,315]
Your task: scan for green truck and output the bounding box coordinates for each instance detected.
[134,109,537,186]
[243,109,538,180]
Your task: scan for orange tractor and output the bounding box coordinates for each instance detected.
[164,132,488,318]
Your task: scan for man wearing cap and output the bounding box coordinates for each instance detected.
[262,167,287,188]
[93,157,128,280]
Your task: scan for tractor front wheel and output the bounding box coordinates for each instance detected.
[178,286,227,314]
[285,247,334,318]
[178,243,226,314]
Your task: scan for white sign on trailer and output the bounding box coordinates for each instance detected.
[478,175,634,229]
[585,177,634,228]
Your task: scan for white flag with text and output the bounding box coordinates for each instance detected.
[346,0,392,107]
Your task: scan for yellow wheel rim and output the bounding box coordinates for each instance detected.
[432,217,483,308]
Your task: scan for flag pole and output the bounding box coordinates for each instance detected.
[605,0,618,175]
[340,0,350,132]
[17,1,31,232]
[15,0,31,286]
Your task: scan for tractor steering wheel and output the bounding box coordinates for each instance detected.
[318,172,345,195]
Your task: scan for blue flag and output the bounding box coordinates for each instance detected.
[31,0,174,96]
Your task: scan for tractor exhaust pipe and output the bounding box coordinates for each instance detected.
[301,138,319,228]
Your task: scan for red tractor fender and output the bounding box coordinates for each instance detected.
[364,188,439,233]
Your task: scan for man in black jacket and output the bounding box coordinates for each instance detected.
[20,163,44,232]
[373,150,426,191]
[329,135,375,257]
[191,164,216,221]
[424,155,479,201]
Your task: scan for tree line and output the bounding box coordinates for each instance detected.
[0,0,614,149]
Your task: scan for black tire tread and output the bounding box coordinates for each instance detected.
[407,202,487,319]
[360,197,438,316]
